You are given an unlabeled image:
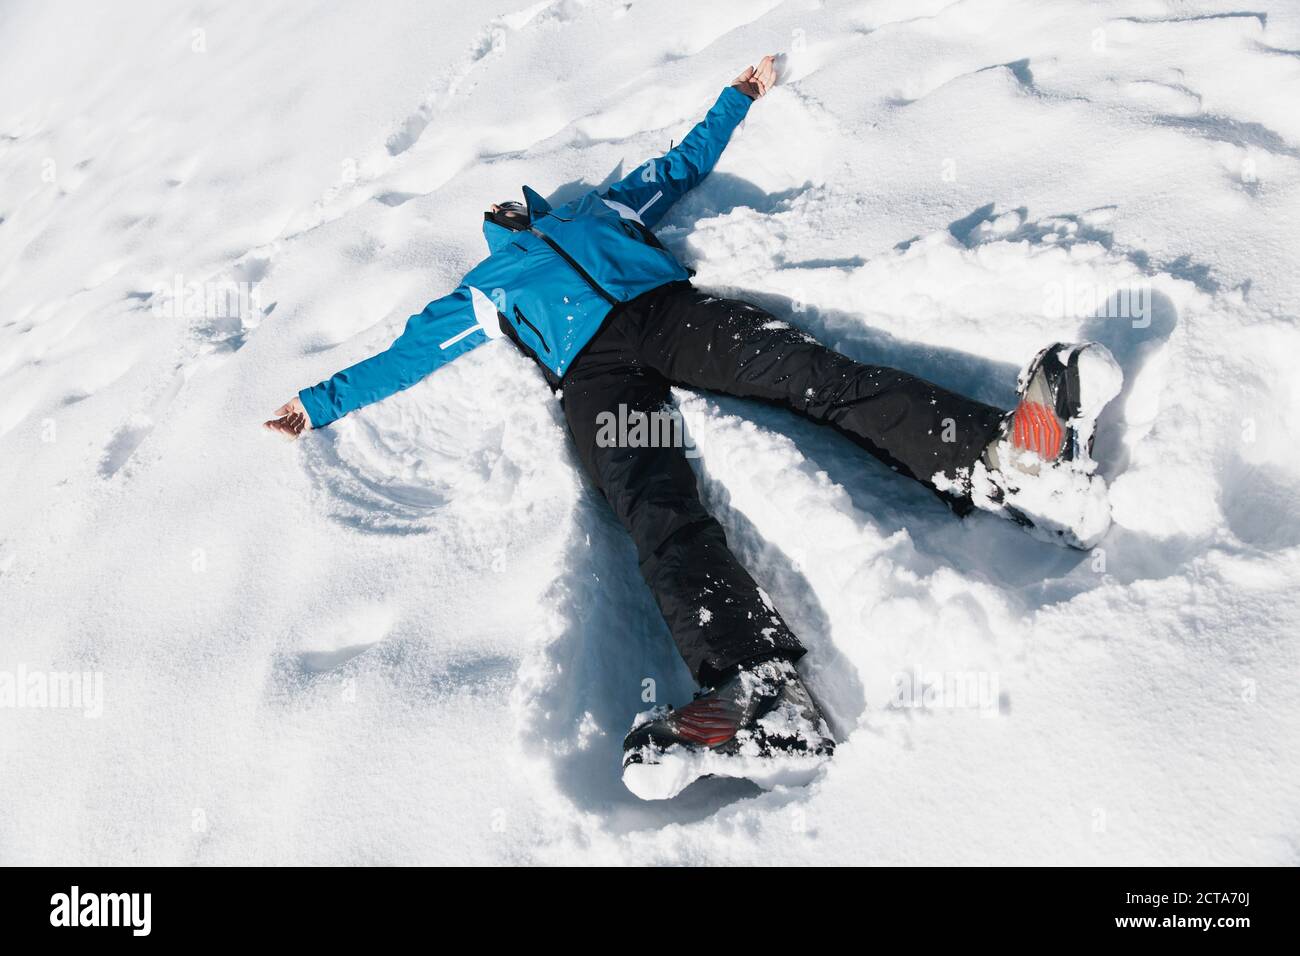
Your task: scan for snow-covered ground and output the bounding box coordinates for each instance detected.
[2,0,1298,865]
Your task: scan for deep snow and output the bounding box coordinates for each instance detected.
[1,0,1298,864]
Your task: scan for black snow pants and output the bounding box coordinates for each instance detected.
[557,281,1005,686]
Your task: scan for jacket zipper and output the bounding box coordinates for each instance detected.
[513,305,551,353]
[528,226,619,306]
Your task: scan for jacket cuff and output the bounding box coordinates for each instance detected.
[298,384,335,430]
[720,83,755,113]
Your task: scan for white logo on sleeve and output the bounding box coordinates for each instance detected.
[469,286,505,338]
[636,190,663,217]
[441,287,508,349]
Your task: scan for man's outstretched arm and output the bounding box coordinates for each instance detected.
[603,55,777,229]
[265,284,490,437]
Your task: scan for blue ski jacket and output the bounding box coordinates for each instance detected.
[299,84,753,428]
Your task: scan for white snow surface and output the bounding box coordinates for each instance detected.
[3,0,1299,864]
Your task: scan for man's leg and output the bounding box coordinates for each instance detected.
[633,284,1006,508]
[562,319,805,686]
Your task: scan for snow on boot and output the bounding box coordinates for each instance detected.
[972,342,1123,549]
[621,658,834,801]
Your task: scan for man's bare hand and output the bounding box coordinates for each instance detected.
[733,55,777,99]
[264,397,313,439]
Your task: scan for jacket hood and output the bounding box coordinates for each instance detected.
[482,185,553,253]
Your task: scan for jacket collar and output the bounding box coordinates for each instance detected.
[483,185,553,253]
[522,185,551,220]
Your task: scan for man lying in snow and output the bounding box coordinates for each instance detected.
[265,56,1122,800]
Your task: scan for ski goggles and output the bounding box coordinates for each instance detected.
[484,200,530,231]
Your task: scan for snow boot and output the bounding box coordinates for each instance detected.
[621,657,834,801]
[973,342,1123,549]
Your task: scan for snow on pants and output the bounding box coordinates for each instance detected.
[557,281,1005,686]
